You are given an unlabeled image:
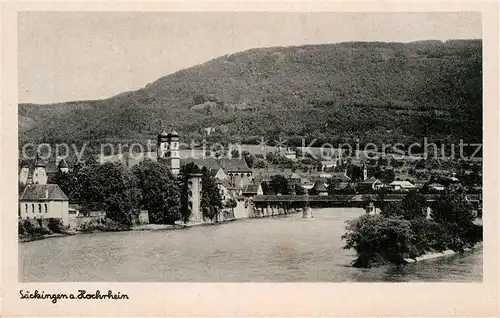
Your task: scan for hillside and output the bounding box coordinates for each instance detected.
[19,40,482,150]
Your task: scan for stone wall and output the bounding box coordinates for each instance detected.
[233,200,253,219]
[67,215,105,229]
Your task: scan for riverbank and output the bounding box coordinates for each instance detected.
[19,217,247,242]
[19,231,76,242]
[404,242,483,263]
[132,223,185,231]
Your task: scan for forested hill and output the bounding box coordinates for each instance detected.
[19,39,482,149]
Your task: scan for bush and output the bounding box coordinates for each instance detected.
[21,219,50,238]
[47,218,65,233]
[431,187,479,250]
[465,224,483,246]
[18,220,25,235]
[409,218,449,254]
[78,218,131,233]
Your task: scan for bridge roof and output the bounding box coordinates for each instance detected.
[252,193,481,203]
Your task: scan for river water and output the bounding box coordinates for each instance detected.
[19,208,482,282]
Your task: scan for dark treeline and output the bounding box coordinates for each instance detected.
[41,160,222,227]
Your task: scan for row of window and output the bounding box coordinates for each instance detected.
[24,203,48,214]
[161,142,179,149]
[228,173,252,177]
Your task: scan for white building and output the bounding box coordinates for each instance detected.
[217,179,234,202]
[19,184,70,226]
[389,180,416,191]
[320,160,338,171]
[428,183,446,191]
[284,149,297,160]
[213,167,228,181]
[242,183,263,197]
[358,177,384,192]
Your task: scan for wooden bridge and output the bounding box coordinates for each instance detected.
[252,193,482,209]
[249,193,482,218]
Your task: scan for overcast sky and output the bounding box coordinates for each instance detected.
[18,12,481,104]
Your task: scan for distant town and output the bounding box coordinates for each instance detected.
[18,126,483,236]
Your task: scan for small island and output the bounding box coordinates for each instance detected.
[342,187,483,268]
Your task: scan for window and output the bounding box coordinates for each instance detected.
[38,204,42,213]
[44,204,48,213]
[25,204,28,214]
[31,204,34,213]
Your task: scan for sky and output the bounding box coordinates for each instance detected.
[18,12,482,104]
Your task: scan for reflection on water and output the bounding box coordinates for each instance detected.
[19,208,482,282]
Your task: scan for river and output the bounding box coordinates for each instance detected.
[19,208,482,282]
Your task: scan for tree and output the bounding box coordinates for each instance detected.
[265,152,277,164]
[78,162,141,226]
[253,159,267,168]
[400,190,428,219]
[230,149,241,159]
[261,181,271,195]
[224,197,238,218]
[431,186,480,249]
[132,160,180,224]
[269,175,292,195]
[295,184,306,195]
[408,218,449,254]
[370,166,395,184]
[342,214,415,267]
[327,178,340,195]
[47,170,81,203]
[341,182,357,194]
[347,165,363,182]
[379,190,427,220]
[242,151,254,168]
[380,201,402,218]
[200,166,223,222]
[380,169,396,184]
[376,186,389,200]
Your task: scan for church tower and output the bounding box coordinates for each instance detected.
[157,127,180,176]
[58,158,69,173]
[33,155,48,185]
[157,128,168,159]
[19,160,30,185]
